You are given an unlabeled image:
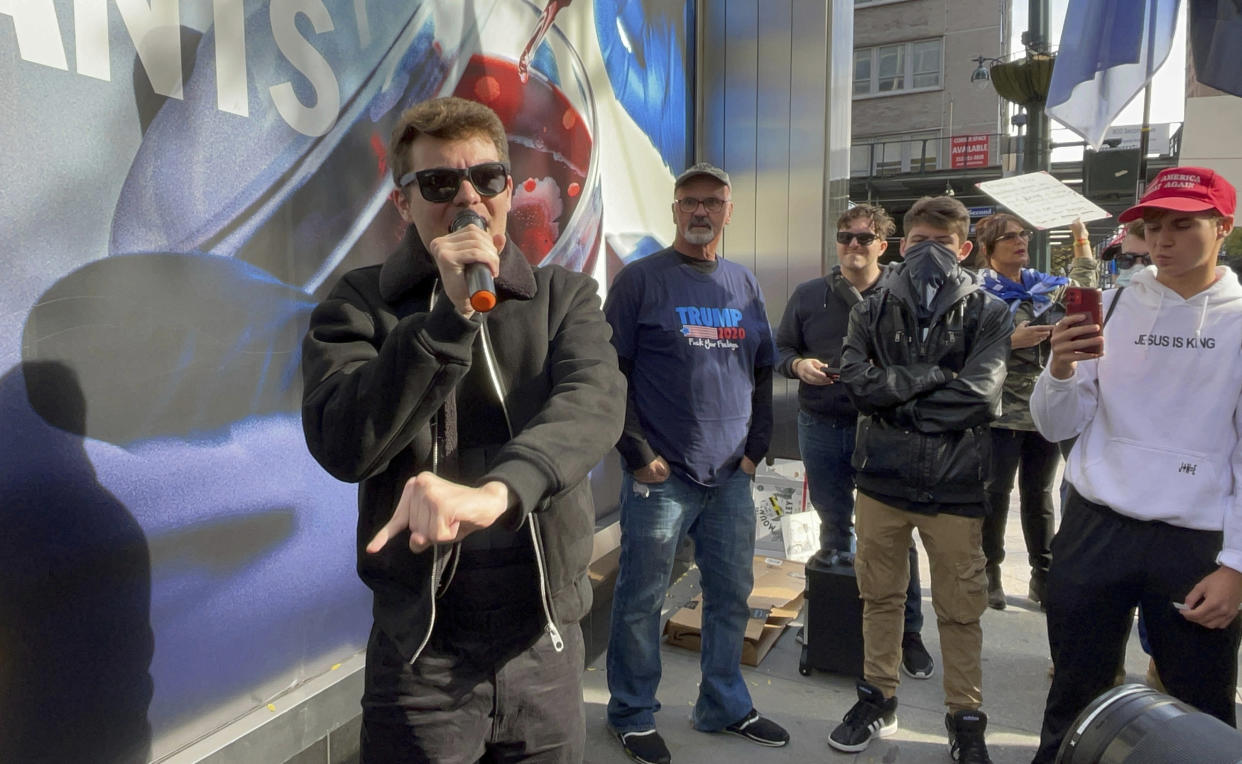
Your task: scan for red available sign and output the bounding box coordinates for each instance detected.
[950,135,990,169]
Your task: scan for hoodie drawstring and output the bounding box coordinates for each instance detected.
[1194,293,1210,339]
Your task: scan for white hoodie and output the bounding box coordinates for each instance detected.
[1030,266,1242,572]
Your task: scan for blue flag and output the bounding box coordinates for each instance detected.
[1047,0,1181,148]
[1189,0,1242,97]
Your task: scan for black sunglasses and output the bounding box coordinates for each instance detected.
[676,196,728,213]
[995,229,1033,243]
[399,162,510,203]
[1115,252,1152,269]
[836,231,879,246]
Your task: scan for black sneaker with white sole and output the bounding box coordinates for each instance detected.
[946,709,993,763]
[901,630,935,679]
[723,708,789,747]
[828,681,898,753]
[613,727,671,764]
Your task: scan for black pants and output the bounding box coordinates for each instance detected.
[982,427,1058,583]
[1033,491,1242,763]
[360,622,585,763]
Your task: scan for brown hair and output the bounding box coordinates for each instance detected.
[1125,218,1145,240]
[388,97,509,187]
[837,203,896,238]
[974,212,1027,264]
[903,196,970,243]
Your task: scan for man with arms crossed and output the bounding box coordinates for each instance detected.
[829,196,1011,763]
[1030,167,1242,762]
[605,163,789,763]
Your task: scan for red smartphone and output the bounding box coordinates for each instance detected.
[1063,286,1103,339]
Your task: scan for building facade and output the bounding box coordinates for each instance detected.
[850,0,1011,235]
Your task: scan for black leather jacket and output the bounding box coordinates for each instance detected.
[841,267,1012,507]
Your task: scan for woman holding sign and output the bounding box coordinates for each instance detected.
[975,215,1097,610]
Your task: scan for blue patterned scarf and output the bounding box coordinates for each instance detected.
[980,268,1067,317]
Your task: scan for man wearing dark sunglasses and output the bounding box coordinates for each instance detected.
[1101,219,1151,287]
[775,203,935,683]
[301,96,625,762]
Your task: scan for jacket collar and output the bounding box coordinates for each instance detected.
[378,225,538,304]
[828,262,897,305]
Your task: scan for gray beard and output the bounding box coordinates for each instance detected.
[683,227,715,245]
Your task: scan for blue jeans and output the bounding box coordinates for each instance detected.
[607,469,755,732]
[798,411,924,634]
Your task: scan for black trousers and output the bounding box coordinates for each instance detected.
[1033,491,1242,763]
[360,622,585,763]
[982,427,1059,582]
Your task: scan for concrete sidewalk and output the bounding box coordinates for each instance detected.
[583,560,1061,762]
[580,483,1242,763]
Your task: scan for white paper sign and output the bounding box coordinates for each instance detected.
[976,171,1112,230]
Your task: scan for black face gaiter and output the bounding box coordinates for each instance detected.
[902,239,960,319]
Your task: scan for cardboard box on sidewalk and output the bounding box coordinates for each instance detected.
[663,556,806,666]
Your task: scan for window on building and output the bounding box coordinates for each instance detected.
[851,131,941,176]
[855,0,914,6]
[911,40,941,88]
[853,49,872,96]
[853,39,943,97]
[876,45,905,92]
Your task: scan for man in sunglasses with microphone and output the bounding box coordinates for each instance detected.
[300,96,625,761]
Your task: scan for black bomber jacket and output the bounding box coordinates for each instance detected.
[300,228,625,661]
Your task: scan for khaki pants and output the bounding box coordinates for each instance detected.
[854,493,987,711]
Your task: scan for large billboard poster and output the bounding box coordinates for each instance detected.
[0,1,692,760]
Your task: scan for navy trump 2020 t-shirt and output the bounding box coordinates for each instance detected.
[605,248,774,487]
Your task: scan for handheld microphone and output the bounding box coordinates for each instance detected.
[449,210,498,312]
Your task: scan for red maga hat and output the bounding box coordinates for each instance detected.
[1119,166,1236,222]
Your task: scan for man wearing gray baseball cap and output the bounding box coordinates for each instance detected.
[604,162,789,762]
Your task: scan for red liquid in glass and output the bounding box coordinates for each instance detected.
[454,54,591,266]
[517,0,572,83]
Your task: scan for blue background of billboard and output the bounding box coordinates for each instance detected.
[0,0,690,760]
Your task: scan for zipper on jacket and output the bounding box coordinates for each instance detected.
[437,543,460,597]
[480,320,563,652]
[918,433,930,498]
[409,544,439,665]
[528,515,565,652]
[410,280,446,665]
[479,322,514,436]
